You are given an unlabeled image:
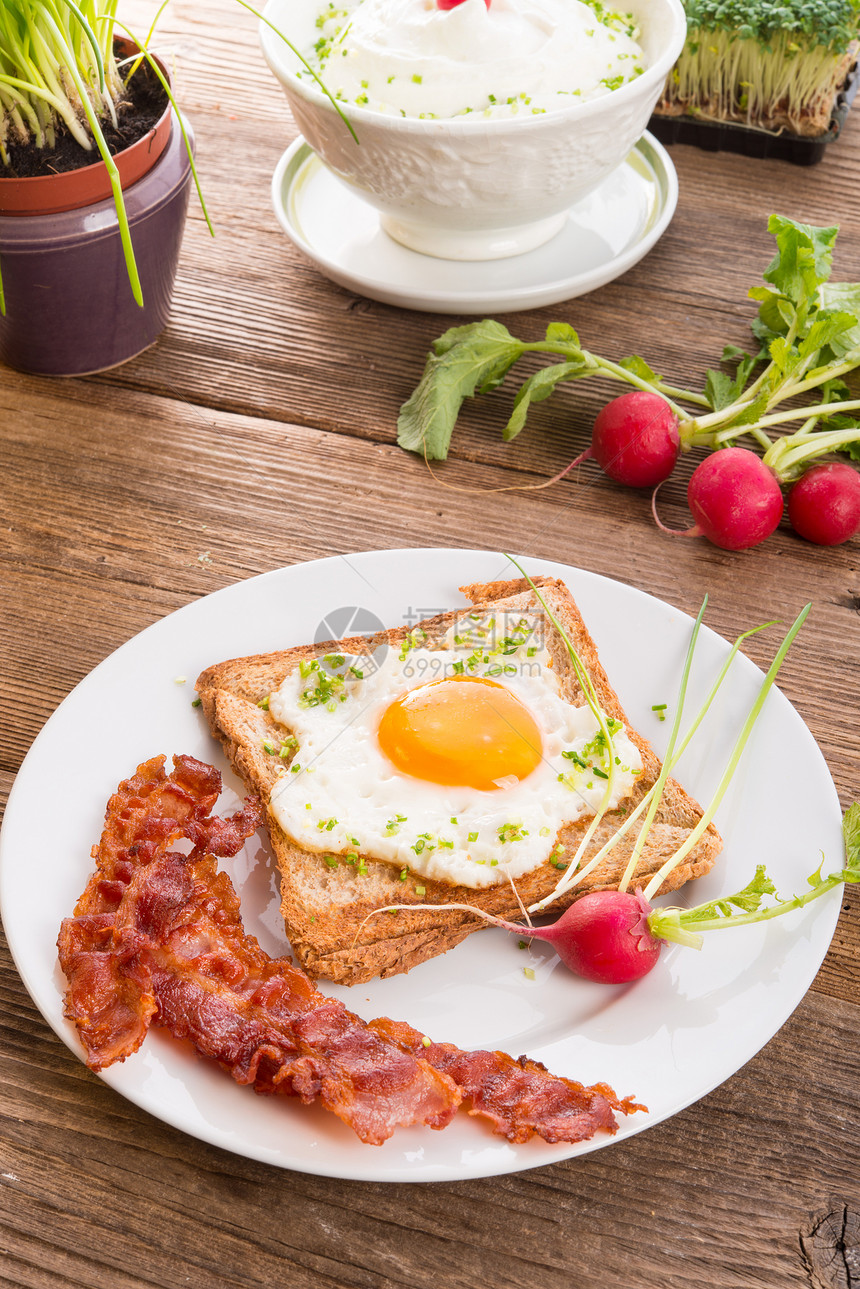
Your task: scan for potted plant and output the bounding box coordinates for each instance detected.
[0,0,205,375]
[0,0,347,377]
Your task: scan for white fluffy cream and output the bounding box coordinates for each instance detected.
[303,0,645,120]
[267,613,642,889]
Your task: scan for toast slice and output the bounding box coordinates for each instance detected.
[196,576,722,985]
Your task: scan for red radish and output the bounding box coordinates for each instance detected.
[438,390,680,496]
[787,463,860,546]
[544,392,680,493]
[510,889,664,984]
[653,447,783,551]
[591,391,681,487]
[438,0,490,8]
[376,890,663,983]
[575,391,681,488]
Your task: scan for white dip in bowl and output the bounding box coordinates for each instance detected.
[262,0,685,260]
[304,0,646,121]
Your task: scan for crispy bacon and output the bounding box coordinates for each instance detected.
[74,754,237,917]
[60,754,262,1068]
[370,1018,644,1144]
[58,914,157,1069]
[59,756,460,1145]
[115,848,460,1143]
[58,755,644,1148]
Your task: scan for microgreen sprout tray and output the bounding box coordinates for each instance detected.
[649,60,860,165]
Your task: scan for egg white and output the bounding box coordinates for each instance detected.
[267,612,641,888]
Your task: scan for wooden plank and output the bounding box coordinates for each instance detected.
[2,379,857,1011]
[76,1,860,481]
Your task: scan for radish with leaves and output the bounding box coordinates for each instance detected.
[576,391,681,488]
[399,812,859,984]
[397,217,860,525]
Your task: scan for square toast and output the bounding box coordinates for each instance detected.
[196,576,722,984]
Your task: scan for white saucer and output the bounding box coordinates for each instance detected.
[271,132,678,314]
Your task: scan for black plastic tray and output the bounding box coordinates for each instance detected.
[648,61,860,166]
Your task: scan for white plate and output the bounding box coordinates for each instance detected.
[0,549,842,1182]
[271,134,678,313]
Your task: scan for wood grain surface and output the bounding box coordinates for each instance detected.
[2,1,859,1285]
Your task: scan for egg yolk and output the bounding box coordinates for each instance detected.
[377,675,543,791]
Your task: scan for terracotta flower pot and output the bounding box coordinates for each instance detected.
[0,100,174,217]
[0,48,194,376]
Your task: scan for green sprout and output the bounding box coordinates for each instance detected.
[659,0,860,134]
[0,0,352,315]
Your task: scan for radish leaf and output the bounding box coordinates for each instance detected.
[762,215,838,304]
[397,216,860,477]
[397,322,523,459]
[649,803,860,947]
[504,361,592,441]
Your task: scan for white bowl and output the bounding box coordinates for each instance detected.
[261,0,686,261]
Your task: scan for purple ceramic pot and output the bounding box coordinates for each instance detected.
[0,113,194,376]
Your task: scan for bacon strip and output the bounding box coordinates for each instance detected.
[58,914,157,1069]
[117,848,459,1143]
[58,755,644,1148]
[59,756,460,1145]
[60,754,261,1068]
[74,752,228,922]
[370,1018,644,1144]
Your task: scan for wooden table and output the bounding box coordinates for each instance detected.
[2,2,859,1285]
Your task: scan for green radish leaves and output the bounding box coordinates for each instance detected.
[842,802,860,874]
[397,215,860,479]
[397,322,525,460]
[396,319,693,461]
[504,360,593,442]
[761,215,839,306]
[649,802,860,948]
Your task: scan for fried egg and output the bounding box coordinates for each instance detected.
[267,611,642,888]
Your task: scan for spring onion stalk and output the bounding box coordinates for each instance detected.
[555,618,778,899]
[614,597,707,894]
[503,555,620,894]
[547,597,707,907]
[641,601,811,903]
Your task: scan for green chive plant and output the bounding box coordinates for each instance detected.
[0,0,350,313]
[658,0,860,135]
